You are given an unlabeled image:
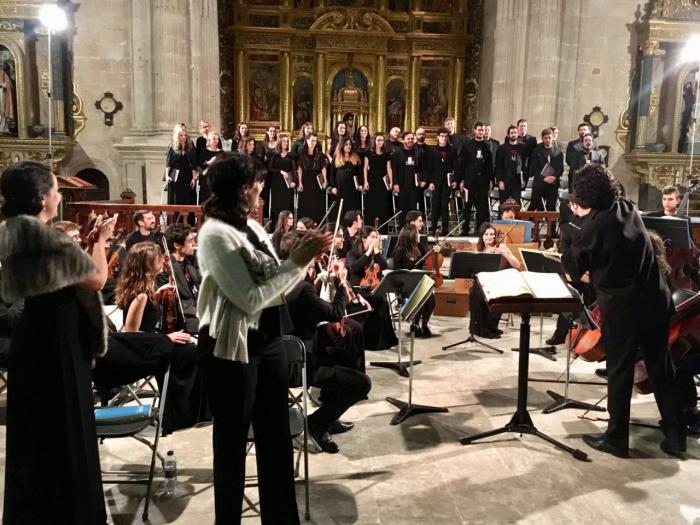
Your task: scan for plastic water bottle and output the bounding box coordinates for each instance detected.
[163,450,177,496]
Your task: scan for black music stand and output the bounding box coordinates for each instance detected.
[441,252,504,354]
[386,275,448,424]
[542,292,606,414]
[369,269,431,377]
[459,296,589,462]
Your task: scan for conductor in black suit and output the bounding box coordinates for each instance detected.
[561,164,685,458]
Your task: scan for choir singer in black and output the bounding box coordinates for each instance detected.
[392,131,423,228]
[561,164,685,458]
[528,128,563,211]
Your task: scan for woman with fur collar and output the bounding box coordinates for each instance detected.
[0,161,115,525]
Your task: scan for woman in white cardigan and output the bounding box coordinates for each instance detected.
[197,151,328,524]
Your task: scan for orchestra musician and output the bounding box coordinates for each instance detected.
[561,163,685,458]
[392,224,437,337]
[125,209,164,252]
[346,226,398,350]
[279,230,371,454]
[646,185,684,218]
[271,210,294,255]
[469,222,522,338]
[338,210,363,259]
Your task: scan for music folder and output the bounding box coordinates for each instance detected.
[400,275,436,323]
[316,173,325,190]
[540,163,555,179]
[383,174,392,191]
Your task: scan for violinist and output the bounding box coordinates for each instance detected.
[646,186,684,218]
[406,210,429,251]
[271,209,295,255]
[339,210,363,259]
[124,210,164,252]
[296,216,316,232]
[392,224,437,337]
[280,231,371,454]
[156,223,201,335]
[469,222,522,338]
[561,163,685,458]
[116,242,202,435]
[346,226,398,350]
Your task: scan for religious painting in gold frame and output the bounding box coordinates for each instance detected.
[386,78,406,131]
[293,75,313,131]
[248,54,280,124]
[0,44,19,137]
[419,59,449,128]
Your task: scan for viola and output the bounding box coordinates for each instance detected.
[423,226,444,288]
[156,238,186,333]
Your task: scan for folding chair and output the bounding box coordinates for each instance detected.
[488,187,501,221]
[520,178,534,209]
[95,366,171,522]
[243,335,311,521]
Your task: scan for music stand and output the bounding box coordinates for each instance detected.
[369,269,431,377]
[458,291,589,461]
[441,252,504,354]
[641,215,693,249]
[386,275,448,424]
[514,249,566,361]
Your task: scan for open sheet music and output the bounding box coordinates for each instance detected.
[477,268,574,303]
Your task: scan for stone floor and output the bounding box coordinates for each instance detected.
[1,314,699,524]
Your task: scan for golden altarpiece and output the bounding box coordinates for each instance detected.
[623,0,700,208]
[0,2,82,171]
[218,0,484,143]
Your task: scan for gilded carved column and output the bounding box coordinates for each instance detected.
[153,0,190,130]
[130,0,154,132]
[314,52,325,133]
[376,54,387,132]
[189,0,220,130]
[408,55,420,130]
[281,51,291,132]
[453,57,464,131]
[235,49,246,124]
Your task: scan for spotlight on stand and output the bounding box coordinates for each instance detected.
[38,4,68,172]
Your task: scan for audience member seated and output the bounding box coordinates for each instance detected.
[279,231,371,454]
[156,223,201,335]
[116,242,207,434]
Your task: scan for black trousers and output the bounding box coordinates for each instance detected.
[677,352,700,409]
[463,184,490,235]
[499,178,521,203]
[468,285,500,334]
[603,320,684,449]
[430,184,450,234]
[529,178,558,211]
[309,365,371,433]
[203,330,300,525]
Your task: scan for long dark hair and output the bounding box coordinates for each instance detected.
[394,224,420,264]
[275,210,293,233]
[476,222,496,252]
[202,151,263,229]
[0,161,54,217]
[353,225,377,254]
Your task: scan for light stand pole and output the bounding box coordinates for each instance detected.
[680,35,700,215]
[39,4,67,172]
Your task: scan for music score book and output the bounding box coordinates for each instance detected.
[477,268,574,303]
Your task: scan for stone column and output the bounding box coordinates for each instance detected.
[376,54,387,132]
[235,49,246,124]
[555,0,582,139]
[522,0,562,131]
[408,55,420,130]
[280,51,292,132]
[153,0,190,130]
[130,0,154,132]
[189,0,220,130]
[314,52,325,133]
[453,57,464,130]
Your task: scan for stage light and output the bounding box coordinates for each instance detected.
[680,35,700,212]
[39,4,67,32]
[680,34,700,65]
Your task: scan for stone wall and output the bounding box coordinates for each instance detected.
[479,0,642,199]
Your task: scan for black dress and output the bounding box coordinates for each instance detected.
[331,160,362,215]
[166,144,197,205]
[297,150,327,224]
[365,151,393,232]
[4,287,107,524]
[125,298,203,434]
[267,152,297,221]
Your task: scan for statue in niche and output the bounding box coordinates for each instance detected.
[386,79,405,130]
[293,76,313,129]
[678,69,698,153]
[0,46,17,136]
[331,69,369,135]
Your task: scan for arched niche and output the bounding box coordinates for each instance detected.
[386,78,406,131]
[0,38,27,138]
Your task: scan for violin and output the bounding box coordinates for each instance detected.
[423,226,444,288]
[156,237,186,333]
[360,261,381,289]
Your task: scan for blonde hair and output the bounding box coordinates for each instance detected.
[172,124,191,152]
[206,131,221,149]
[333,138,360,168]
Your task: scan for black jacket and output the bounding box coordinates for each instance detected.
[567,148,606,186]
[425,145,459,189]
[461,139,494,188]
[529,143,564,183]
[495,141,523,184]
[285,280,347,343]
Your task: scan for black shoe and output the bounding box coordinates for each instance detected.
[546,335,566,346]
[421,324,433,338]
[328,420,355,435]
[660,437,684,457]
[310,430,339,454]
[686,412,700,435]
[582,433,629,458]
[410,323,419,333]
[595,368,608,379]
[413,326,424,338]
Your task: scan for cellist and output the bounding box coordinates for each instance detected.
[561,163,685,458]
[346,226,398,350]
[392,223,437,337]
